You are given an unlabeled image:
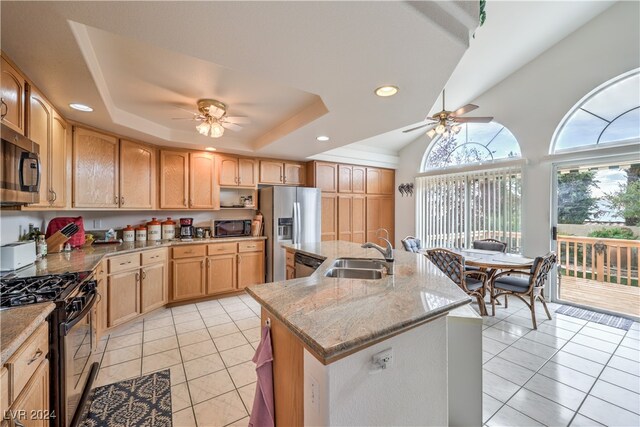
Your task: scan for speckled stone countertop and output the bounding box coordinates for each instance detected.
[246,241,471,364]
[5,236,267,279]
[1,302,55,365]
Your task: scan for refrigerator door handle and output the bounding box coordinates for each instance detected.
[293,202,301,244]
[296,202,302,244]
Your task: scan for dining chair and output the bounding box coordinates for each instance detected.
[472,238,508,253]
[490,252,557,329]
[425,248,489,315]
[401,236,422,253]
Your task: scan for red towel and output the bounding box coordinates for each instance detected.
[249,325,275,427]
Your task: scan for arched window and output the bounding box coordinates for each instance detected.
[421,121,521,171]
[551,69,640,153]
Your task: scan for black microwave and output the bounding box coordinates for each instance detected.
[214,219,252,238]
[1,124,40,206]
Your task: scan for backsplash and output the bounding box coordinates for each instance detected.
[0,212,46,244]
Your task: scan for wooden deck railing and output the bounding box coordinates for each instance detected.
[558,235,640,286]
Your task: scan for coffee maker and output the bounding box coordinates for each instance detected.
[179,218,194,240]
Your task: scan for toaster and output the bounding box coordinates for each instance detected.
[0,241,36,271]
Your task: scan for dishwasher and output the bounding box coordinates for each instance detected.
[294,252,324,278]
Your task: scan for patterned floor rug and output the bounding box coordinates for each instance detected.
[80,370,172,427]
[556,305,634,330]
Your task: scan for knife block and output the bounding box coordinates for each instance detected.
[46,231,70,253]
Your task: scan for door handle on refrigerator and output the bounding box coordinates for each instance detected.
[292,203,299,244]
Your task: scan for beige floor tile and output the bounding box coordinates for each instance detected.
[538,361,596,393]
[109,322,144,337]
[229,309,256,321]
[228,361,256,388]
[177,329,211,347]
[106,332,143,351]
[144,316,174,330]
[181,339,218,362]
[172,408,197,427]
[203,313,233,327]
[234,317,261,331]
[172,304,198,314]
[188,370,236,404]
[166,363,187,385]
[95,359,141,387]
[143,307,173,320]
[175,319,206,334]
[218,296,243,307]
[208,322,240,338]
[142,348,182,374]
[241,327,261,343]
[523,374,586,411]
[193,390,248,427]
[223,302,249,313]
[184,353,226,380]
[226,416,250,427]
[100,345,142,367]
[196,299,222,309]
[144,326,176,343]
[237,382,255,414]
[143,335,179,357]
[250,340,259,350]
[173,311,202,324]
[171,383,192,412]
[199,306,228,318]
[214,332,248,351]
[220,344,255,367]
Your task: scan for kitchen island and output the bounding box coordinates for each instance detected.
[246,241,482,426]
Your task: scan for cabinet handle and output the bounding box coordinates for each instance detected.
[238,177,241,185]
[184,250,193,254]
[183,198,187,207]
[114,195,119,205]
[142,270,147,280]
[189,199,193,207]
[283,176,287,184]
[200,260,204,268]
[207,258,211,268]
[135,272,140,282]
[27,349,43,365]
[121,196,125,205]
[0,98,7,120]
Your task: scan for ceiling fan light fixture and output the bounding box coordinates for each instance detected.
[196,121,211,136]
[435,124,446,135]
[374,85,399,97]
[210,122,225,138]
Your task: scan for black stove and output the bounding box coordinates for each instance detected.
[0,272,87,307]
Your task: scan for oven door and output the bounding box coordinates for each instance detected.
[63,285,99,427]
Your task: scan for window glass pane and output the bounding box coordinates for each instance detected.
[555,109,607,150]
[600,108,640,144]
[582,73,639,121]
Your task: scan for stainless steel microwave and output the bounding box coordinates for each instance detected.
[1,124,40,206]
[214,219,252,238]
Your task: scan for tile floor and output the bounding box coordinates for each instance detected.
[93,293,640,427]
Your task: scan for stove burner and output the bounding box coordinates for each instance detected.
[0,272,83,307]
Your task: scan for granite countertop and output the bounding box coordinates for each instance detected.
[6,236,267,279]
[246,241,471,364]
[1,302,55,365]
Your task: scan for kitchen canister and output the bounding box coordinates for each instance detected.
[147,218,162,241]
[123,225,135,242]
[135,225,147,242]
[162,217,176,240]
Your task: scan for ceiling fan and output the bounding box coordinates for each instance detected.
[403,89,493,138]
[173,99,250,138]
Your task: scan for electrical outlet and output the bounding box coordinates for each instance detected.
[372,348,393,371]
[93,219,102,229]
[309,374,319,411]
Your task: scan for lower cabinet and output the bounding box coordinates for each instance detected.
[8,360,49,427]
[95,261,107,341]
[141,262,168,313]
[207,254,237,295]
[108,270,140,327]
[238,251,265,289]
[171,257,206,301]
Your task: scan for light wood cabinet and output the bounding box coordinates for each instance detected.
[238,158,258,187]
[8,360,49,427]
[73,127,119,208]
[309,161,338,192]
[189,152,219,209]
[120,140,155,209]
[321,193,338,241]
[366,195,394,246]
[259,160,305,185]
[366,167,394,195]
[284,162,305,185]
[207,254,237,295]
[337,194,366,243]
[238,251,265,289]
[160,150,189,209]
[352,166,366,193]
[27,88,51,206]
[95,260,107,341]
[141,262,167,313]
[338,195,352,242]
[107,270,140,327]
[338,165,352,193]
[171,257,206,301]
[49,111,67,208]
[0,56,26,135]
[218,155,257,187]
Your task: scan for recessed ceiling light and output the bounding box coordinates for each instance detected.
[69,103,93,112]
[375,85,399,97]
[316,136,330,142]
[205,147,217,151]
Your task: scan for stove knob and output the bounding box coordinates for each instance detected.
[84,280,97,292]
[70,299,82,312]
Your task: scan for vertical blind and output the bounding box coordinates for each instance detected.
[416,167,522,253]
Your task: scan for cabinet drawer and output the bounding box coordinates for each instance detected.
[207,243,237,256]
[1,367,8,417]
[7,322,48,401]
[108,253,141,273]
[142,249,167,265]
[238,240,264,253]
[286,250,295,268]
[172,245,206,259]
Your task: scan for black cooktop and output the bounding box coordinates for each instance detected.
[0,272,87,307]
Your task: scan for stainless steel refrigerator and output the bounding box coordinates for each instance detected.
[259,186,321,282]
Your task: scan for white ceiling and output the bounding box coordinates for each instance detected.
[338,0,617,159]
[0,1,479,158]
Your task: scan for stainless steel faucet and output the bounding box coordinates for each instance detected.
[362,230,394,274]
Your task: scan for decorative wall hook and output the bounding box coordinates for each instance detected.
[398,183,414,197]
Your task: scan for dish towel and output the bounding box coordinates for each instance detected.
[249,325,275,427]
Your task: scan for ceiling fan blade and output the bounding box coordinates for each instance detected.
[451,104,479,117]
[455,116,493,123]
[403,123,431,133]
[224,116,251,124]
[222,122,243,131]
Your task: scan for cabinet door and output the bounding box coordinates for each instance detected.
[0,57,25,135]
[380,169,395,195]
[9,360,49,427]
[337,195,352,242]
[351,195,367,244]
[107,270,140,327]
[73,127,119,208]
[366,196,380,243]
[120,140,155,209]
[28,88,51,206]
[284,162,304,185]
[237,252,264,289]
[207,254,236,295]
[259,160,284,185]
[286,266,296,280]
[379,195,394,245]
[171,258,206,301]
[160,150,189,209]
[218,155,239,186]
[321,193,337,241]
[238,158,257,187]
[366,168,380,194]
[352,166,366,194]
[95,261,107,342]
[314,162,338,192]
[141,263,167,313]
[190,152,219,209]
[49,111,67,208]
[338,165,352,193]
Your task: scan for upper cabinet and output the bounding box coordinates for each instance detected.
[259,160,305,185]
[73,127,119,208]
[218,155,257,188]
[160,150,189,209]
[1,57,26,135]
[338,165,366,193]
[366,167,394,195]
[308,161,338,192]
[120,139,156,209]
[49,111,67,208]
[159,150,220,210]
[28,87,52,207]
[189,152,219,209]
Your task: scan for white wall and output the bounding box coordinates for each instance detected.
[396,2,640,258]
[0,211,46,244]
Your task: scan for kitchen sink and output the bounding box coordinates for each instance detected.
[324,268,383,280]
[331,258,387,270]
